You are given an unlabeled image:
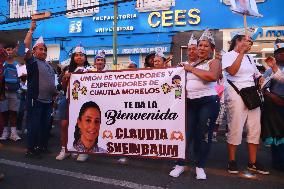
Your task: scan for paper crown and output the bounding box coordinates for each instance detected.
[229,0,263,17]
[32,36,45,49]
[230,27,256,38]
[199,29,215,46]
[274,38,284,51]
[73,45,86,54]
[155,48,165,58]
[95,50,106,59]
[188,33,198,46]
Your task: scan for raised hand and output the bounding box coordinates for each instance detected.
[265,56,278,73]
[30,20,36,32]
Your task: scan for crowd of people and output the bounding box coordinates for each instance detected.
[0,20,283,181]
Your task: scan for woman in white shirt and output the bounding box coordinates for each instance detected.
[222,34,269,175]
[170,30,221,180]
[56,46,92,162]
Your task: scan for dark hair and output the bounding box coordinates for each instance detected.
[275,47,284,56]
[73,101,101,146]
[228,35,245,52]
[172,75,181,84]
[56,66,62,76]
[73,80,80,86]
[69,53,90,73]
[144,53,155,67]
[4,43,16,49]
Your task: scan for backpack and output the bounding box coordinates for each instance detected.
[4,62,20,92]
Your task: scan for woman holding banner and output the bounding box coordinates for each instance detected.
[222,33,269,175]
[170,30,220,180]
[56,45,91,161]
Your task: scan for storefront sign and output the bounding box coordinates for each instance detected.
[91,45,170,55]
[66,0,99,18]
[93,13,137,33]
[93,14,137,21]
[252,27,284,40]
[67,68,186,159]
[148,9,201,28]
[9,0,37,18]
[95,26,135,33]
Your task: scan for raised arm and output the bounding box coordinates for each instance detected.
[265,56,284,83]
[24,20,36,49]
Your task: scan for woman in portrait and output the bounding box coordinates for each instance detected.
[73,101,106,153]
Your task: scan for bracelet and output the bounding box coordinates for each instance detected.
[28,30,33,34]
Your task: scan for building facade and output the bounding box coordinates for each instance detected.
[0,0,283,68]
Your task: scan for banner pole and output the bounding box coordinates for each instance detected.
[243,14,248,36]
[113,0,118,70]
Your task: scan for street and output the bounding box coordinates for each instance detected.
[0,127,283,189]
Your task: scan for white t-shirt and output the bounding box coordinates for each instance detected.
[222,50,260,89]
[186,60,217,99]
[16,64,27,77]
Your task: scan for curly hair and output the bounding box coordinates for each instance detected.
[73,101,101,146]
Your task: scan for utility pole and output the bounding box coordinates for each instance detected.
[113,0,118,67]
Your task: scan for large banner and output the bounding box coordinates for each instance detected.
[67,67,186,159]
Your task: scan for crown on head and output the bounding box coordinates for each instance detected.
[33,36,45,49]
[230,27,256,39]
[155,48,165,58]
[95,50,106,59]
[199,29,215,46]
[73,44,86,54]
[188,33,198,46]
